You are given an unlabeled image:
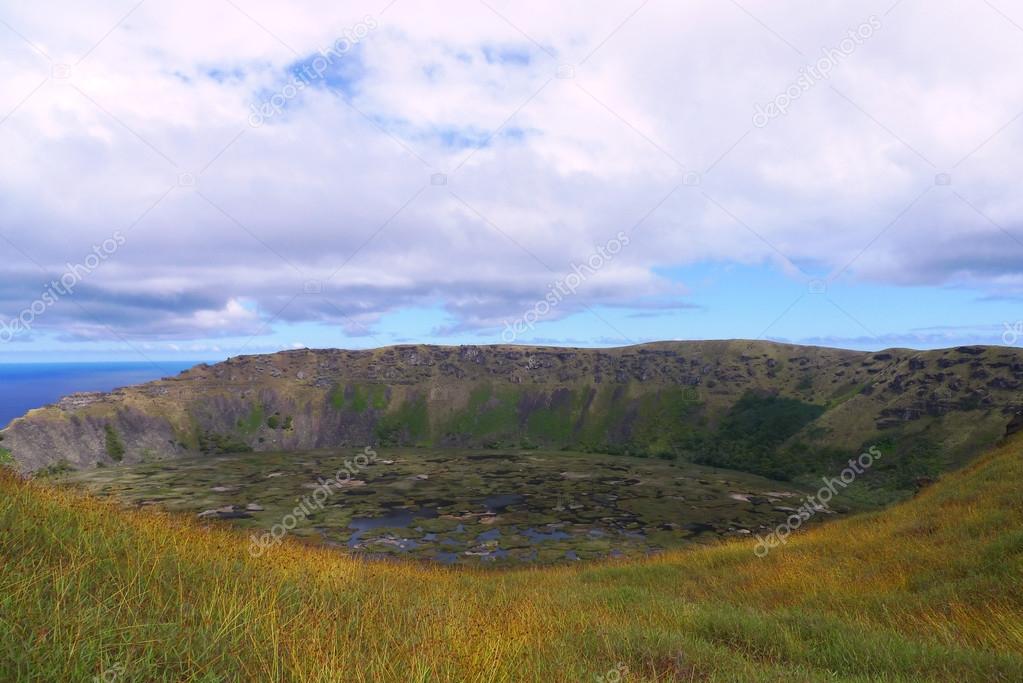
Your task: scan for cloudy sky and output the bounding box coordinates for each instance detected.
[1,0,1022,363]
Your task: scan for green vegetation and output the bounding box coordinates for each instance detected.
[236,404,264,434]
[629,387,703,457]
[826,380,867,408]
[328,384,345,410]
[718,391,826,449]
[870,432,950,490]
[34,459,74,477]
[575,385,631,453]
[103,424,125,462]
[330,383,389,412]
[525,389,577,443]
[265,413,295,431]
[670,392,826,480]
[443,383,519,441]
[796,373,814,392]
[197,432,253,455]
[376,395,430,445]
[441,384,705,456]
[3,433,1022,680]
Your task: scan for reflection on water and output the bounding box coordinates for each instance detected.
[482,493,524,513]
[522,527,571,542]
[347,507,438,547]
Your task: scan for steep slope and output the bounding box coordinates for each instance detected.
[3,341,1021,496]
[2,417,1022,680]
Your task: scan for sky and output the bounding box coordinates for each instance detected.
[1,0,1022,363]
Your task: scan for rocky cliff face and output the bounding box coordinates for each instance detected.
[3,341,1021,480]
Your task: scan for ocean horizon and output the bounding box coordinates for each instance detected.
[0,361,199,429]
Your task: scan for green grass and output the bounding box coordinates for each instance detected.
[524,389,576,443]
[103,423,125,462]
[236,404,265,434]
[197,432,253,455]
[441,384,705,455]
[376,395,430,445]
[329,384,345,410]
[826,380,868,409]
[1,434,1022,680]
[717,392,825,447]
[33,458,74,478]
[444,384,510,437]
[330,384,390,413]
[629,387,702,457]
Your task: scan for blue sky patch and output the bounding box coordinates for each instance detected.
[481,44,532,66]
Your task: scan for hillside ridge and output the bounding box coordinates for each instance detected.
[3,341,1021,494]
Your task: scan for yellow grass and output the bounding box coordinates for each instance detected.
[2,435,1023,681]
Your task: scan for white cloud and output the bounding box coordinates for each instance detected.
[0,0,1021,343]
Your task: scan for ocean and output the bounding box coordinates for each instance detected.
[0,361,199,429]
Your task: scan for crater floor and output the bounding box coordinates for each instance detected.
[58,448,825,565]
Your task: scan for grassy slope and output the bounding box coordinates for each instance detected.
[2,437,1023,682]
